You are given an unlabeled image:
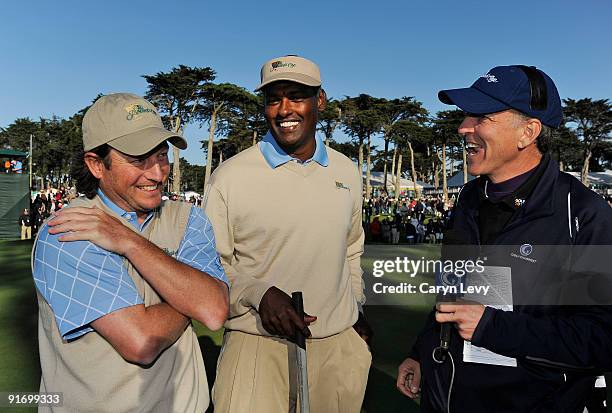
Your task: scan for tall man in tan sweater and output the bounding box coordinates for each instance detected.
[205,55,371,412]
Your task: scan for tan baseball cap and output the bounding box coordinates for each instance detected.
[255,55,321,92]
[82,93,187,156]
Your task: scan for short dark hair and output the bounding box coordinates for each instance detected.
[535,124,554,154]
[71,144,112,199]
[513,110,554,154]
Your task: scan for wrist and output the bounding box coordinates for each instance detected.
[122,231,145,258]
[471,306,495,346]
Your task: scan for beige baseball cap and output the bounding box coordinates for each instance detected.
[255,55,321,92]
[82,93,187,156]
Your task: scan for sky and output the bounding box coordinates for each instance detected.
[1,0,611,165]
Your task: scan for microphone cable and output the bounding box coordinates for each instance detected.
[432,346,455,413]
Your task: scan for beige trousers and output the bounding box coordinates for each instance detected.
[212,328,371,413]
[21,225,31,240]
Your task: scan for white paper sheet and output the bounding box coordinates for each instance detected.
[462,266,517,367]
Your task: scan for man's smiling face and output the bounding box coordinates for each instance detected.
[263,81,325,157]
[93,142,170,221]
[459,110,533,183]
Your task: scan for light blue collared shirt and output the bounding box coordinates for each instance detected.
[33,190,228,340]
[258,132,329,168]
[98,189,155,231]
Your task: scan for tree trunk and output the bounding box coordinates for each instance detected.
[365,135,372,199]
[171,116,182,194]
[442,143,448,202]
[252,130,257,146]
[581,147,592,186]
[383,136,390,189]
[395,149,402,199]
[462,143,468,184]
[432,157,439,190]
[358,138,364,194]
[408,141,420,198]
[204,110,218,192]
[391,145,397,189]
[172,146,181,194]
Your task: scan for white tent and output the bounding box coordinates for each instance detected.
[566,171,612,187]
[567,171,612,195]
[363,171,432,190]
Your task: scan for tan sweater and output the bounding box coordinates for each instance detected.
[204,145,364,338]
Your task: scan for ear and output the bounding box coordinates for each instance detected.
[317,88,327,112]
[84,152,107,179]
[517,118,542,149]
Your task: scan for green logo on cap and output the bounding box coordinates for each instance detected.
[270,60,296,71]
[125,104,157,120]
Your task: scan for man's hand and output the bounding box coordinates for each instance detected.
[259,287,317,339]
[397,357,421,399]
[435,301,485,341]
[353,311,373,345]
[47,206,137,255]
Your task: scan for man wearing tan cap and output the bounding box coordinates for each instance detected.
[32,93,229,412]
[205,55,371,412]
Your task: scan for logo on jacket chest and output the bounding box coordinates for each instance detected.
[335,181,350,191]
[510,243,537,263]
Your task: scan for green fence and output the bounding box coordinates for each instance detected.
[0,175,30,240]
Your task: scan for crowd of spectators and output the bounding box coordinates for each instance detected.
[162,192,203,207]
[19,187,204,240]
[17,186,610,243]
[3,159,24,174]
[363,192,453,245]
[19,187,76,239]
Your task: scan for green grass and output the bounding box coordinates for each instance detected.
[0,240,39,412]
[1,241,609,412]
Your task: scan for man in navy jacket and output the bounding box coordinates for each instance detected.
[397,66,612,412]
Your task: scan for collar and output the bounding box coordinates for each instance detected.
[258,132,329,169]
[97,189,154,231]
[479,155,550,210]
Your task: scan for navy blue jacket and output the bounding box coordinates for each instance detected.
[411,156,612,413]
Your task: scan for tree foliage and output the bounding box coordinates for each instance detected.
[375,97,428,187]
[143,65,216,131]
[3,66,611,197]
[563,98,612,183]
[143,65,216,192]
[317,98,342,145]
[196,82,259,189]
[0,115,83,188]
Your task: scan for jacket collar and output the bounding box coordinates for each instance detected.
[458,154,559,221]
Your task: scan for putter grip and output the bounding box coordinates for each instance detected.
[292,292,306,350]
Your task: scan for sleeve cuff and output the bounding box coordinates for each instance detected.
[408,345,420,362]
[471,305,496,346]
[242,281,275,311]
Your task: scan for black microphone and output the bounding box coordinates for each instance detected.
[434,271,458,363]
[434,230,470,364]
[440,319,451,351]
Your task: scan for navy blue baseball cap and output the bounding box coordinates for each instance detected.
[438,65,563,128]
